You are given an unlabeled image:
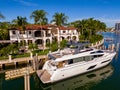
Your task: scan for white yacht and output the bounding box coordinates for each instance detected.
[37,47,116,84]
[40,65,113,90]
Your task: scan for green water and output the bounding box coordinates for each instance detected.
[0,32,120,90]
[0,65,115,90]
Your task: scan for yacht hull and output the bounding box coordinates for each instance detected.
[37,52,116,84]
[50,53,116,83]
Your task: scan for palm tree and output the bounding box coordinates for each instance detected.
[30,10,48,51]
[0,22,10,40]
[16,16,27,28]
[12,16,27,51]
[51,12,69,26]
[17,16,27,47]
[30,10,48,25]
[11,16,27,29]
[0,12,5,19]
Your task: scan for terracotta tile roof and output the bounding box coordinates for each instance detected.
[9,24,77,31]
[25,25,49,30]
[9,24,49,30]
[58,26,77,30]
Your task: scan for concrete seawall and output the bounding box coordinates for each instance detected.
[0,55,47,71]
[90,39,104,48]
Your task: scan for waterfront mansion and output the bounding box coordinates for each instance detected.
[9,24,79,49]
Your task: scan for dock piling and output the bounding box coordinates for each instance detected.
[24,68,30,90]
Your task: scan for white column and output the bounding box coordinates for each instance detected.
[32,39,35,44]
[9,55,12,62]
[57,29,60,48]
[49,30,52,44]
[76,35,79,41]
[26,39,28,46]
[30,52,33,59]
[57,28,60,42]
[43,31,46,49]
[32,30,35,44]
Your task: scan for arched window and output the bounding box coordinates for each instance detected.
[35,39,43,44]
[72,36,76,40]
[34,31,43,37]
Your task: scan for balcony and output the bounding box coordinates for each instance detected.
[46,34,51,37]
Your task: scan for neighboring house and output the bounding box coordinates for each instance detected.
[58,26,79,41]
[115,23,120,32]
[9,24,79,49]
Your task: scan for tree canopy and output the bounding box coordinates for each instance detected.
[30,10,48,25]
[69,18,106,42]
[70,18,106,35]
[51,12,69,26]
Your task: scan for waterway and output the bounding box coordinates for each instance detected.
[0,32,120,90]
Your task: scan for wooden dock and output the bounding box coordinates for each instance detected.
[0,55,47,70]
[5,67,35,80]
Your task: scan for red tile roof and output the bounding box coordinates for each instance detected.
[9,24,49,30]
[58,26,77,30]
[9,24,77,30]
[25,25,49,30]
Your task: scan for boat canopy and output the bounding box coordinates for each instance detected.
[54,50,105,62]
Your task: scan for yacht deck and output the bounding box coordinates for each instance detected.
[51,52,73,59]
[37,70,51,83]
[49,48,94,59]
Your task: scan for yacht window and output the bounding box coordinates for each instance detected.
[84,56,91,61]
[57,62,63,68]
[90,50,103,54]
[73,57,83,63]
[68,59,73,64]
[101,59,111,64]
[73,56,94,63]
[97,50,104,53]
[93,54,104,58]
[48,54,56,60]
[87,65,96,70]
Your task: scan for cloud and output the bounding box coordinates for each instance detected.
[96,15,120,27]
[13,0,38,6]
[99,18,120,23]
[73,16,120,27]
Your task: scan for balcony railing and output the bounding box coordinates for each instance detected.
[60,33,78,35]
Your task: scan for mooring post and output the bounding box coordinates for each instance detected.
[35,53,39,70]
[8,54,12,62]
[116,43,119,52]
[30,52,33,59]
[24,68,30,90]
[33,58,35,71]
[33,54,37,71]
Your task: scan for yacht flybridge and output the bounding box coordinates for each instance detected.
[37,47,116,84]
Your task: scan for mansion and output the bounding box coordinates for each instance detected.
[9,25,79,49]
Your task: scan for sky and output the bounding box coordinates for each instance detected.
[0,0,120,27]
